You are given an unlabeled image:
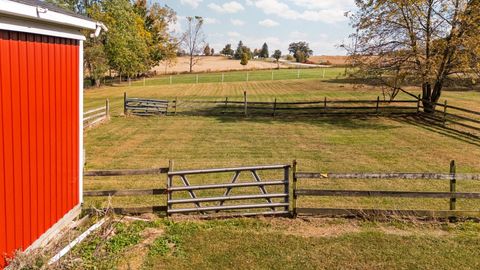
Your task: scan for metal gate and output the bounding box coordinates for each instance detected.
[167,165,290,216]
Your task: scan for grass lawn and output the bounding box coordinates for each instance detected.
[73,78,480,269]
[51,217,480,270]
[125,67,348,87]
[83,79,480,210]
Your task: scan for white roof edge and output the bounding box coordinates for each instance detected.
[0,0,97,30]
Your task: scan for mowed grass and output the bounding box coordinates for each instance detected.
[83,79,480,211]
[80,78,480,269]
[63,217,480,270]
[128,67,348,87]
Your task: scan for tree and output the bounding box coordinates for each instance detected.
[260,42,269,58]
[240,52,249,66]
[99,0,150,79]
[253,48,260,58]
[288,41,313,62]
[183,16,205,73]
[234,40,244,60]
[204,44,211,56]
[220,44,234,56]
[84,37,108,87]
[133,0,178,69]
[272,50,282,69]
[347,0,480,112]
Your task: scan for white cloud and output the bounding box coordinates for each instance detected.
[231,19,245,26]
[204,17,219,24]
[208,1,245,13]
[248,0,351,23]
[227,31,241,38]
[290,0,356,10]
[258,19,279,27]
[180,0,203,8]
[289,31,307,39]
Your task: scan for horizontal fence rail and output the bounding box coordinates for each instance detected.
[124,92,169,116]
[293,160,480,219]
[84,99,109,129]
[167,164,290,216]
[295,172,480,181]
[171,92,419,118]
[84,167,169,177]
[418,98,480,134]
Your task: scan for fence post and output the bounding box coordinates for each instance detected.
[322,69,325,79]
[417,94,421,113]
[123,92,127,116]
[224,97,228,114]
[271,70,274,80]
[143,77,146,87]
[222,73,224,83]
[292,160,297,218]
[297,69,300,79]
[376,96,380,114]
[196,74,199,84]
[167,160,174,216]
[244,91,248,117]
[105,99,110,120]
[170,75,172,85]
[246,72,249,82]
[284,165,290,213]
[128,77,131,86]
[174,97,178,116]
[443,100,448,125]
[450,160,456,211]
[273,98,277,118]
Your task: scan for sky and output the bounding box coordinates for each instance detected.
[158,0,357,56]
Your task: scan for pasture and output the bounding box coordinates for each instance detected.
[79,76,480,269]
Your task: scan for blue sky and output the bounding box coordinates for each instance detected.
[158,0,357,56]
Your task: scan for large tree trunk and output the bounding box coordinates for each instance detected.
[421,81,443,113]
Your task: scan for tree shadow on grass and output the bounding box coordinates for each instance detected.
[174,105,407,130]
[172,104,480,146]
[390,115,480,147]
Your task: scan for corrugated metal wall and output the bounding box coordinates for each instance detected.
[0,30,80,267]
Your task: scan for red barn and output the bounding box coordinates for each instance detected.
[0,0,104,267]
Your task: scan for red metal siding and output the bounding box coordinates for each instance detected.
[0,30,80,268]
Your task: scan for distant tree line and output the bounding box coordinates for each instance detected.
[219,40,313,65]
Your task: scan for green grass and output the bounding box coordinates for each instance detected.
[77,78,480,269]
[83,79,480,211]
[141,218,480,270]
[126,67,348,87]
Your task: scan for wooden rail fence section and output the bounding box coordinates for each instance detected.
[171,92,418,117]
[84,99,109,129]
[293,160,480,219]
[83,161,480,219]
[124,92,169,116]
[418,97,480,134]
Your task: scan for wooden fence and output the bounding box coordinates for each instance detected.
[124,92,169,116]
[418,98,480,135]
[293,160,480,219]
[84,99,109,129]
[83,160,480,219]
[171,92,419,117]
[83,167,169,215]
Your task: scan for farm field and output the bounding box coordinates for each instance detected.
[152,56,289,74]
[79,78,480,269]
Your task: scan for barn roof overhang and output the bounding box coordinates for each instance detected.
[0,0,107,39]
